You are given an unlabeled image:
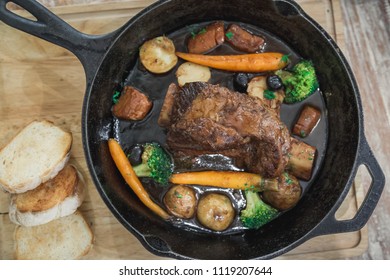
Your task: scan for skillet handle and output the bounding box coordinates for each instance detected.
[311,135,385,237]
[0,0,116,83]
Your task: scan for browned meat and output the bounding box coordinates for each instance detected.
[225,24,265,53]
[158,83,178,127]
[187,21,225,54]
[287,138,316,180]
[112,86,152,120]
[164,82,291,178]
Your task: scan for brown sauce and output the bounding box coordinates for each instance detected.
[113,21,328,234]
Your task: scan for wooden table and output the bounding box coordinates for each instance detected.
[0,0,377,259]
[337,0,390,260]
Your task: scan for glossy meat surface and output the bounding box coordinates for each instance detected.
[164,82,291,178]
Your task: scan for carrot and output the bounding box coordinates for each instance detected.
[108,138,170,220]
[169,171,278,191]
[175,52,288,72]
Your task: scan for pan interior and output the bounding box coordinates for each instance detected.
[84,0,360,259]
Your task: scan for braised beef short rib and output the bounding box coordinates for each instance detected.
[159,82,291,178]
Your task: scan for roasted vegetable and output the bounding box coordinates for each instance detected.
[107,139,170,220]
[175,52,289,73]
[132,143,173,185]
[197,193,235,231]
[247,75,285,115]
[176,62,211,86]
[276,60,319,103]
[139,36,178,73]
[263,172,302,211]
[164,185,197,219]
[240,190,278,229]
[169,171,279,192]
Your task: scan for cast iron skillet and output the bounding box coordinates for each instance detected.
[0,0,385,259]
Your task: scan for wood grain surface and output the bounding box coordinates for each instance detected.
[0,0,385,259]
[339,0,390,260]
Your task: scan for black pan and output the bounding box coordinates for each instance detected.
[0,0,385,259]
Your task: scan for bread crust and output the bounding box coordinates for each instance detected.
[0,120,72,194]
[9,165,85,227]
[14,165,78,212]
[14,211,93,260]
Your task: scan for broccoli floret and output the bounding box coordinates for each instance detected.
[276,60,319,104]
[132,143,173,186]
[240,190,279,229]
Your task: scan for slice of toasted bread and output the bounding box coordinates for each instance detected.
[9,164,85,227]
[14,211,93,260]
[0,120,72,194]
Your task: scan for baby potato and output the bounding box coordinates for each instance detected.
[197,193,235,231]
[164,185,197,219]
[262,173,302,211]
[139,36,178,74]
[176,62,211,86]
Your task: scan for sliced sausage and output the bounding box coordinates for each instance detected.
[292,105,321,138]
[225,24,265,53]
[112,86,152,120]
[187,21,225,54]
